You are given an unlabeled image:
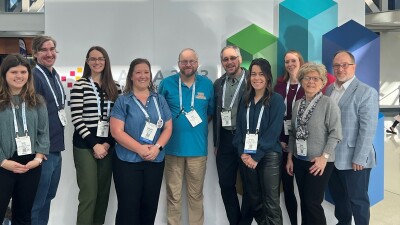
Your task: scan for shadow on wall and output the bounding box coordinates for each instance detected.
[277,25,314,76]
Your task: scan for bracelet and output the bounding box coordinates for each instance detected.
[0,159,7,167]
[34,157,43,165]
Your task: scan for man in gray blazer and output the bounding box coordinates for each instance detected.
[326,50,379,225]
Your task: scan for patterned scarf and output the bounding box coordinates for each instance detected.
[296,92,323,140]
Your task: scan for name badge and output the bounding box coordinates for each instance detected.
[185,110,202,127]
[244,133,258,154]
[296,139,307,156]
[16,135,32,156]
[140,122,157,144]
[97,121,109,137]
[284,120,291,135]
[221,111,232,127]
[58,109,67,126]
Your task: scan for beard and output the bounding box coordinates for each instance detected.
[180,67,197,77]
[226,66,241,76]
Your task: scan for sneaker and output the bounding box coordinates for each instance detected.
[386,127,397,134]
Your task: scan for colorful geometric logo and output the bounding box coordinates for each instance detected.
[227,24,278,83]
[226,0,383,206]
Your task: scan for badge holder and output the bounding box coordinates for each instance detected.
[58,109,67,126]
[284,120,291,135]
[16,133,32,156]
[97,120,110,137]
[296,139,307,156]
[185,109,202,127]
[244,133,258,154]
[140,122,157,144]
[221,110,232,127]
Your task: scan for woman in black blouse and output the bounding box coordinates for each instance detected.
[233,58,285,225]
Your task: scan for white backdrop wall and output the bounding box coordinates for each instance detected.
[44,1,364,224]
[379,32,400,108]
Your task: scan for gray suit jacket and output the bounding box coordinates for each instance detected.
[326,77,379,170]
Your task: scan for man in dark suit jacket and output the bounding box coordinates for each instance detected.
[326,50,379,225]
[213,45,252,225]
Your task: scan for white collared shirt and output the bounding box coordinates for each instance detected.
[330,75,356,104]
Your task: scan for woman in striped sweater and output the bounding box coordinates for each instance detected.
[70,46,121,225]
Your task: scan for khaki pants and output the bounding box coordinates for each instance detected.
[165,155,207,225]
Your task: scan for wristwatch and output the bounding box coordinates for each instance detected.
[155,143,163,151]
[322,153,330,159]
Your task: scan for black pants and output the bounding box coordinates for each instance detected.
[281,151,298,225]
[216,128,253,225]
[241,151,282,225]
[293,157,334,225]
[0,153,41,225]
[391,119,399,128]
[112,152,164,225]
[328,167,371,225]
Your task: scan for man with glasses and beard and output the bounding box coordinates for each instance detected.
[327,50,378,225]
[158,48,214,225]
[212,46,253,225]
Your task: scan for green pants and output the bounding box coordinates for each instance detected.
[73,146,113,225]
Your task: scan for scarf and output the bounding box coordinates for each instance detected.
[296,92,323,140]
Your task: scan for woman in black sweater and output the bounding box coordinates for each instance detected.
[70,46,121,225]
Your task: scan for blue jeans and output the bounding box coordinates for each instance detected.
[31,152,62,225]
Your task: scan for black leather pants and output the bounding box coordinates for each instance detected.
[241,151,283,225]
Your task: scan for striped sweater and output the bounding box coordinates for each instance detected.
[70,77,121,149]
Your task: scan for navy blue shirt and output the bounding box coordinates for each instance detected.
[233,92,285,162]
[33,64,66,152]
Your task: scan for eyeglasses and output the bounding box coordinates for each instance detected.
[87,57,106,63]
[303,76,321,82]
[38,47,57,54]
[333,63,354,70]
[222,56,239,63]
[179,60,198,65]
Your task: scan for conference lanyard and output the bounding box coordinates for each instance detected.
[246,104,265,134]
[132,95,163,128]
[89,78,111,120]
[11,102,27,136]
[36,65,65,109]
[178,77,195,114]
[284,82,300,117]
[222,70,245,110]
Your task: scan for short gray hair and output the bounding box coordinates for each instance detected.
[298,62,328,86]
[220,45,241,60]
